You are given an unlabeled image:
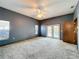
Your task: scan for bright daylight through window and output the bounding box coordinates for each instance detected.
[35,25,38,34]
[0,20,10,40]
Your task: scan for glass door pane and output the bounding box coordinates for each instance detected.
[47,25,52,37]
[53,24,60,39]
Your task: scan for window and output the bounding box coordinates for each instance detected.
[0,20,10,40]
[35,25,38,34]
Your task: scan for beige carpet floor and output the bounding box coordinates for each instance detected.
[0,37,79,59]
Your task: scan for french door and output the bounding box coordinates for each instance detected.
[47,24,60,39]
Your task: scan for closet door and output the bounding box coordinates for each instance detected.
[63,21,75,44]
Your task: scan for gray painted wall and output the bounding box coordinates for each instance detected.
[0,7,38,45]
[74,1,79,49]
[41,14,73,40]
[74,1,79,19]
[0,7,75,45]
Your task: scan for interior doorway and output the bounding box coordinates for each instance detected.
[63,19,77,44]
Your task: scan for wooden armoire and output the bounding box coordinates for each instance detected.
[63,19,77,44]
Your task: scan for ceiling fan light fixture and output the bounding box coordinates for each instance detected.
[36,13,43,18]
[36,9,44,18]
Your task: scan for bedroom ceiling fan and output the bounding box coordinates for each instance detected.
[17,0,47,19]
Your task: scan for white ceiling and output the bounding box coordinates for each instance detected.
[0,0,79,20]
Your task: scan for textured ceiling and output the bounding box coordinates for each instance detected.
[0,0,79,20]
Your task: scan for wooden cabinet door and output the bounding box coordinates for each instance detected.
[63,21,75,44]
